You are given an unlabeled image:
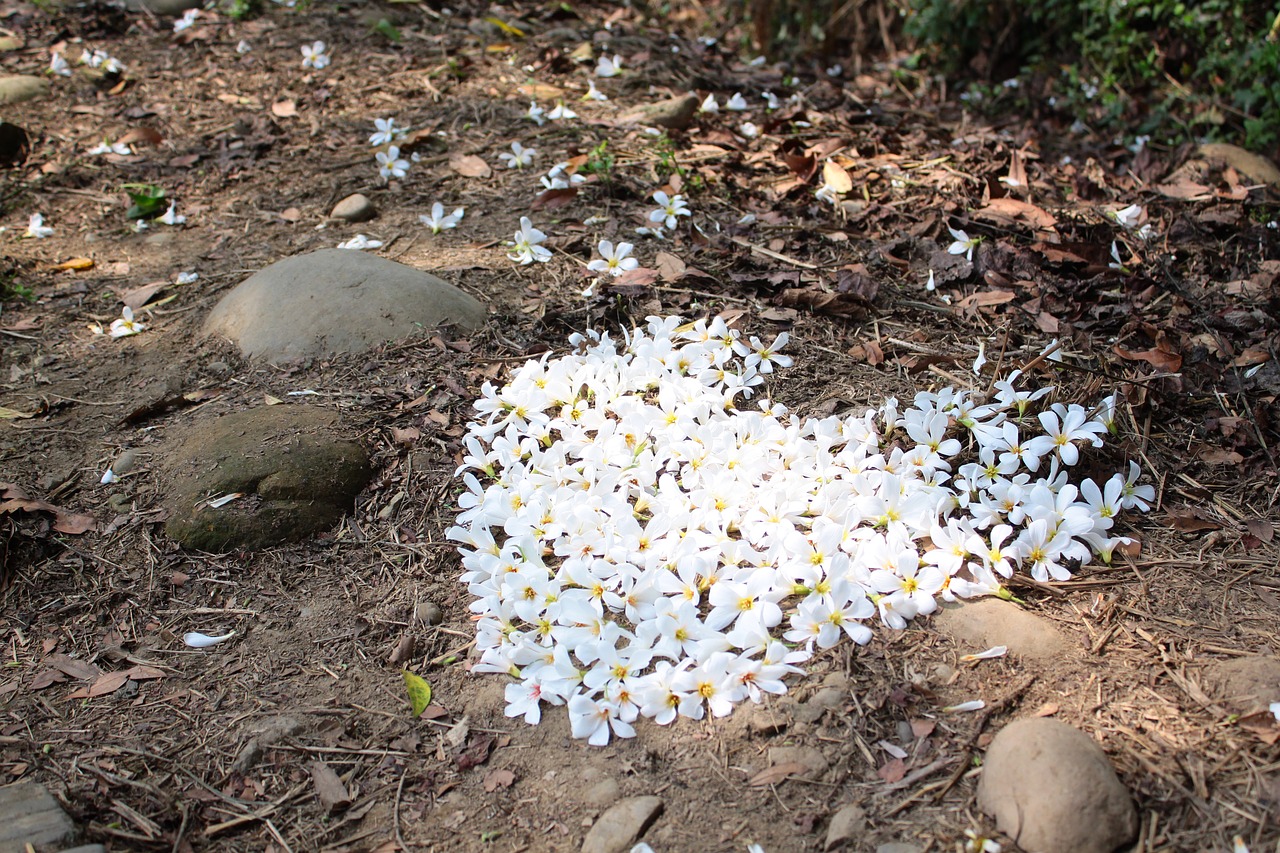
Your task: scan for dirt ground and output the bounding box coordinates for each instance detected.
[1,1,1279,851]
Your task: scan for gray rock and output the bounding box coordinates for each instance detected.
[581,795,663,853]
[331,193,377,222]
[0,782,75,850]
[0,75,50,105]
[0,36,24,52]
[875,845,921,853]
[767,745,828,779]
[933,598,1070,661]
[824,802,865,850]
[111,449,138,476]
[977,718,1137,853]
[123,0,203,13]
[161,407,372,551]
[619,92,700,130]
[203,249,486,361]
[415,601,444,626]
[1202,655,1280,711]
[575,766,620,808]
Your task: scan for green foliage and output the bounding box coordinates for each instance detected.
[904,0,1280,149]
[371,18,402,43]
[221,0,260,20]
[122,183,166,220]
[582,140,614,180]
[652,132,682,179]
[0,272,33,303]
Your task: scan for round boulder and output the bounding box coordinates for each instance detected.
[203,249,486,361]
[0,76,50,105]
[977,718,1137,853]
[161,406,372,551]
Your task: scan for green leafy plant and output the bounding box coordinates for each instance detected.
[222,0,260,20]
[582,140,615,180]
[904,0,1280,149]
[0,273,33,303]
[370,18,402,43]
[122,183,166,220]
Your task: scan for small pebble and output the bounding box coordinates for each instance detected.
[415,601,444,626]
[331,193,377,222]
[581,795,663,853]
[112,449,138,475]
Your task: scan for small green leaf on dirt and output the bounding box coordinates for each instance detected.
[403,669,432,717]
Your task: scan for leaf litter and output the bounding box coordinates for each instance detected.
[0,0,1276,850]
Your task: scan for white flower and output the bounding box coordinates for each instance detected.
[826,64,843,77]
[649,190,691,229]
[925,269,936,291]
[236,40,252,54]
[369,117,406,146]
[964,829,1001,853]
[301,40,330,69]
[542,162,585,191]
[24,214,53,239]
[507,216,551,264]
[1111,203,1143,229]
[739,122,759,138]
[499,141,536,169]
[88,139,131,156]
[1271,702,1280,723]
[183,631,235,648]
[525,102,546,126]
[595,55,622,77]
[81,49,124,73]
[109,306,145,338]
[376,145,409,181]
[699,94,719,113]
[762,91,780,110]
[159,203,185,226]
[420,203,464,233]
[583,79,609,101]
[173,8,199,32]
[175,271,199,285]
[815,182,841,205]
[1108,240,1128,271]
[48,52,71,77]
[548,102,577,121]
[586,240,639,277]
[725,92,749,111]
[336,234,383,250]
[947,226,981,261]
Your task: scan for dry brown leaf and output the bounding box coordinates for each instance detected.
[391,426,421,445]
[55,257,94,271]
[1197,447,1244,465]
[748,761,809,787]
[271,99,298,118]
[531,187,577,211]
[1245,518,1275,543]
[655,252,686,282]
[955,290,1016,310]
[482,769,516,792]
[449,154,491,179]
[1113,343,1182,373]
[877,758,906,783]
[973,197,1057,237]
[822,159,852,194]
[117,126,163,147]
[1167,512,1223,533]
[118,281,166,311]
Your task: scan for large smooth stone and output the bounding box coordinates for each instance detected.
[203,249,486,361]
[0,76,50,105]
[1202,655,1280,711]
[162,406,372,551]
[123,0,203,13]
[581,796,663,853]
[932,598,1070,661]
[977,718,1137,853]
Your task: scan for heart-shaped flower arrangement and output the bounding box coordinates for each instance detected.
[450,316,1152,744]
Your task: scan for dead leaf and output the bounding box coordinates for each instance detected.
[955,290,1016,310]
[0,497,96,534]
[972,197,1057,238]
[390,426,420,446]
[118,281,166,311]
[613,267,659,288]
[1113,343,1182,373]
[516,82,563,100]
[1033,702,1060,717]
[55,258,94,271]
[29,670,67,691]
[45,653,100,681]
[1167,511,1223,533]
[748,761,809,787]
[86,671,131,697]
[655,252,687,282]
[822,159,852,194]
[1197,446,1244,465]
[531,187,577,211]
[449,154,491,179]
[117,126,163,147]
[1245,519,1275,543]
[281,207,302,222]
[271,99,297,118]
[877,758,906,783]
[311,761,351,813]
[482,769,516,792]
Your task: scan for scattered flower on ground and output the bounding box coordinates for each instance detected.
[175,271,199,285]
[525,102,546,126]
[24,213,53,239]
[301,40,330,69]
[88,139,131,156]
[649,190,691,229]
[81,49,124,73]
[740,122,760,138]
[595,54,622,77]
[947,226,981,261]
[499,141,536,170]
[586,240,639,277]
[699,94,719,113]
[159,203,185,226]
[369,117,407,146]
[726,92,749,111]
[542,162,585,190]
[376,146,409,181]
[420,203,464,234]
[236,40,252,54]
[583,79,609,101]
[109,306,145,338]
[452,317,1151,743]
[48,52,71,76]
[548,102,577,121]
[173,8,199,32]
[507,216,551,264]
[336,234,382,250]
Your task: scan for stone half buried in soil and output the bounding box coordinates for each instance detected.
[161,406,372,551]
[977,717,1137,853]
[203,248,486,362]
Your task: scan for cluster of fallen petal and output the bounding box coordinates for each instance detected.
[451,316,1153,744]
